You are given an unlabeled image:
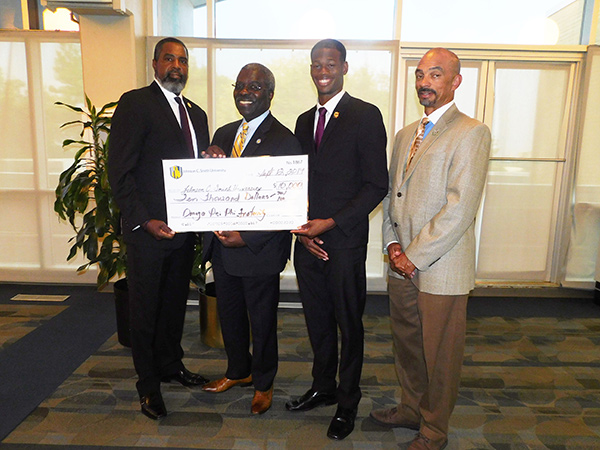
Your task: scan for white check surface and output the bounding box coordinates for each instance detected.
[162,155,308,232]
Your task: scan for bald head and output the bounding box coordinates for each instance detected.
[415,48,463,115]
[423,48,461,76]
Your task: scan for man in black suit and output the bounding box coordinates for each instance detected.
[108,37,210,420]
[200,63,302,415]
[287,39,388,440]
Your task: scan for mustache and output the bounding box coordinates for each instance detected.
[166,68,184,79]
[418,87,436,95]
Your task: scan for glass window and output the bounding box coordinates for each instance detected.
[0,192,41,268]
[0,37,86,278]
[193,4,207,38]
[41,42,84,190]
[0,41,33,190]
[401,0,584,45]
[574,51,600,204]
[181,47,208,112]
[214,0,395,40]
[491,63,571,159]
[477,161,560,280]
[213,48,392,133]
[157,0,194,37]
[564,49,600,284]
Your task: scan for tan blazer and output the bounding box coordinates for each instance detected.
[383,104,491,295]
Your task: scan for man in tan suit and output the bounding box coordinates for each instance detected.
[369,48,491,449]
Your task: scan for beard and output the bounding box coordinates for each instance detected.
[418,87,437,107]
[160,70,188,95]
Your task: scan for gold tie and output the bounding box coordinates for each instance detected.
[232,122,249,158]
[406,117,430,172]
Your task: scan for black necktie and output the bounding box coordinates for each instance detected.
[175,97,194,158]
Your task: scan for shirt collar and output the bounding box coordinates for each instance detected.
[155,77,182,102]
[423,100,454,124]
[240,109,270,133]
[317,89,346,113]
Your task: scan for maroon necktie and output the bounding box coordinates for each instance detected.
[314,107,327,150]
[175,97,194,158]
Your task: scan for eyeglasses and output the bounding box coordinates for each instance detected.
[232,82,263,92]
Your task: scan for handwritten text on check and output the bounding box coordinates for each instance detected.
[162,155,308,232]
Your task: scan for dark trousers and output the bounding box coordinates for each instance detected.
[294,243,367,410]
[126,233,195,397]
[211,244,280,391]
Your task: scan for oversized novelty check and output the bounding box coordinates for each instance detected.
[162,155,308,232]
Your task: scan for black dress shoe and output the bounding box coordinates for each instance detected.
[285,388,337,411]
[140,391,167,420]
[161,367,209,387]
[327,406,357,440]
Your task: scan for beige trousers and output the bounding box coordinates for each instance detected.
[388,277,468,443]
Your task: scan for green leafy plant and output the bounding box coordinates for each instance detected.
[54,95,124,289]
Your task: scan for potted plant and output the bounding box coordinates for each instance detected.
[55,95,223,349]
[53,95,131,346]
[191,240,223,348]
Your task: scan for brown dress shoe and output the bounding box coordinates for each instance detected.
[202,375,252,393]
[407,433,448,450]
[251,386,273,415]
[369,406,420,429]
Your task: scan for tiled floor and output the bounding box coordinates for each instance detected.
[2,302,600,449]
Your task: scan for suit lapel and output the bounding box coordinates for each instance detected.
[224,120,242,157]
[151,82,188,155]
[242,113,273,157]
[182,95,201,157]
[318,92,349,151]
[303,106,318,155]
[402,104,458,184]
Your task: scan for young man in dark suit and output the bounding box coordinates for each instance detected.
[108,37,210,420]
[287,39,388,440]
[200,63,302,415]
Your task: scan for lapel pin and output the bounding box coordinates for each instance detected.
[187,101,192,108]
[256,139,262,144]
[432,129,440,136]
[334,112,340,118]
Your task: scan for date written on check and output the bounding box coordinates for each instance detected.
[162,155,308,232]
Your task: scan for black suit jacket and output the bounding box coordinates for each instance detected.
[203,113,302,277]
[294,93,388,248]
[108,81,210,248]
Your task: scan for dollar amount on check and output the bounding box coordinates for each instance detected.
[162,155,308,232]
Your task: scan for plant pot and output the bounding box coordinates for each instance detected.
[199,281,224,348]
[114,278,131,347]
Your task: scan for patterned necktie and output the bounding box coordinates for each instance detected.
[232,122,249,158]
[314,107,327,150]
[406,117,430,172]
[175,97,194,158]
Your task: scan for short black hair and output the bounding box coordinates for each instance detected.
[311,39,346,62]
[153,37,188,61]
[240,63,276,94]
